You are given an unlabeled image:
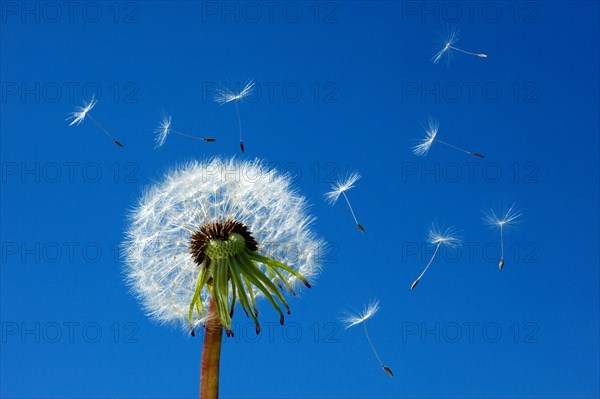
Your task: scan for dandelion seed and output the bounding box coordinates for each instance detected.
[432,27,488,65]
[214,80,255,153]
[411,223,461,289]
[154,112,216,148]
[66,95,124,147]
[484,203,522,270]
[413,117,484,158]
[325,172,365,233]
[342,301,393,378]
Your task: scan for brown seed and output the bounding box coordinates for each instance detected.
[240,141,245,153]
[114,140,124,147]
[411,279,419,290]
[204,138,216,142]
[471,152,485,158]
[357,224,365,233]
[499,258,504,270]
[383,365,394,377]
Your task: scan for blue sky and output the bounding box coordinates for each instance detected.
[1,1,599,398]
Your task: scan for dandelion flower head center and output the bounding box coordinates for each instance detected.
[185,217,313,336]
[206,233,246,259]
[190,220,258,265]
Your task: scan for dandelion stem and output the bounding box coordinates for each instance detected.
[413,243,441,287]
[363,322,393,377]
[498,224,505,270]
[363,322,382,366]
[173,129,215,142]
[435,138,483,158]
[342,192,364,232]
[200,297,222,399]
[234,101,244,152]
[86,114,123,146]
[499,225,504,260]
[449,46,487,58]
[435,139,470,155]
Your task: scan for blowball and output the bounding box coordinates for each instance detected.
[123,158,323,332]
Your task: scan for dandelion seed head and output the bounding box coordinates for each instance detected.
[342,300,380,329]
[154,113,172,148]
[484,203,522,229]
[325,172,361,205]
[123,157,323,331]
[66,95,97,126]
[413,118,439,156]
[214,80,255,104]
[427,223,461,248]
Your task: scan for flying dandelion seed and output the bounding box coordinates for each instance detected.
[411,223,461,289]
[154,112,216,148]
[432,27,488,64]
[124,158,323,398]
[413,117,485,158]
[66,95,124,147]
[342,301,393,378]
[325,172,365,233]
[484,203,522,270]
[214,80,255,153]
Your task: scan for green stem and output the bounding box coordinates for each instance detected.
[200,297,222,399]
